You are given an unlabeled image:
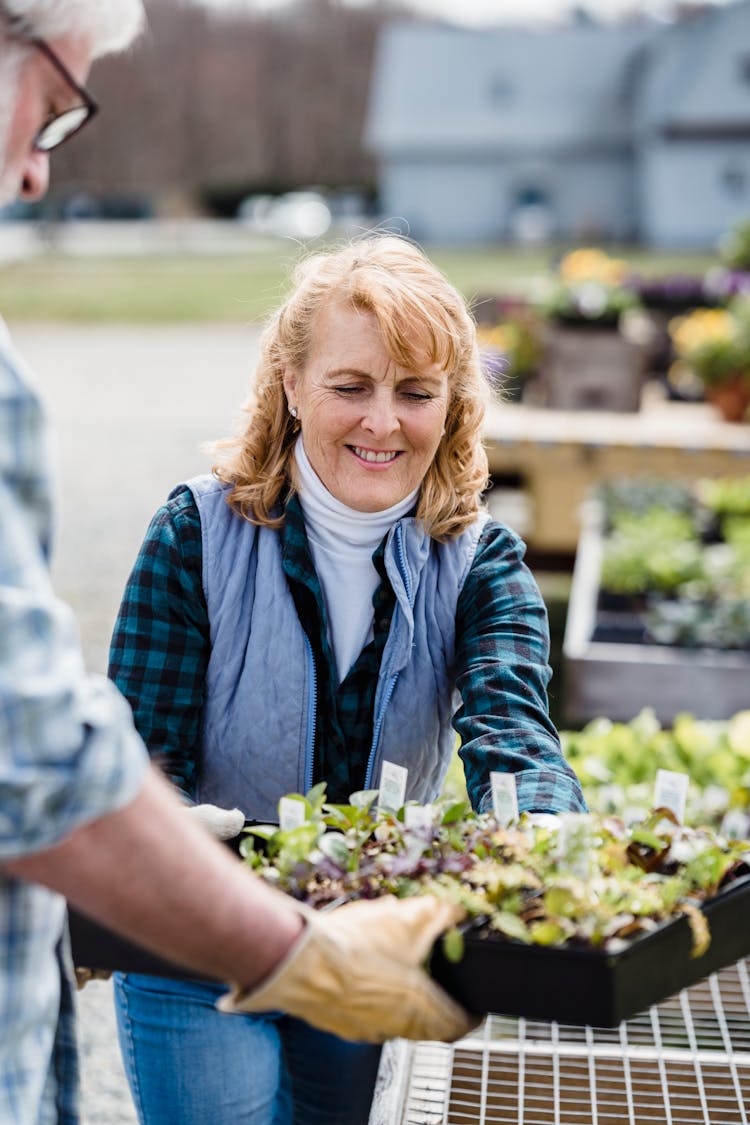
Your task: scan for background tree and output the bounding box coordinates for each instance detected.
[49,0,413,216]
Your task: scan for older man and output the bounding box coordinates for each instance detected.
[0,3,472,1120]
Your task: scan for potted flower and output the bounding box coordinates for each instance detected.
[668,298,750,422]
[474,296,544,403]
[625,273,716,395]
[542,247,640,327]
[538,247,646,411]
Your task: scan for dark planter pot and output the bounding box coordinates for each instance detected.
[597,589,646,614]
[591,608,647,645]
[661,372,706,404]
[540,323,646,412]
[697,511,724,544]
[549,313,621,330]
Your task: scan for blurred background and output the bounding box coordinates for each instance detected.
[3,0,749,728]
[1,0,748,716]
[4,2,749,1119]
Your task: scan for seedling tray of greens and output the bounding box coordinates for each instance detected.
[594,475,750,652]
[67,780,750,1024]
[239,785,750,1026]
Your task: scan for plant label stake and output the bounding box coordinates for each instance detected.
[404,803,434,830]
[654,770,689,824]
[721,809,750,840]
[491,772,519,827]
[556,814,596,879]
[278,796,306,832]
[379,761,408,812]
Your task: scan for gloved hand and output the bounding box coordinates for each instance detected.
[218,895,477,1044]
[185,803,245,841]
[74,967,113,990]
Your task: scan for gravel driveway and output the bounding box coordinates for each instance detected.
[11,322,263,1125]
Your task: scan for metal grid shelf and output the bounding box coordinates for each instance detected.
[400,958,750,1125]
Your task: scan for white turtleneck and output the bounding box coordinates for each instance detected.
[294,436,419,684]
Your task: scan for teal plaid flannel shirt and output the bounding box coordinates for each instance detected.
[110,484,584,816]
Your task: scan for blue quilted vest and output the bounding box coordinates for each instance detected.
[187,474,488,822]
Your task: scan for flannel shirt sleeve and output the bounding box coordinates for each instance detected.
[108,484,209,799]
[453,521,586,816]
[0,338,148,860]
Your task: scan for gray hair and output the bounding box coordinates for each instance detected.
[1,0,145,58]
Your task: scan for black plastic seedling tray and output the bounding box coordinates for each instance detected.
[68,828,750,1027]
[429,872,750,1027]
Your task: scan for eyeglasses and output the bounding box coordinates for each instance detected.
[1,0,99,154]
[28,37,98,152]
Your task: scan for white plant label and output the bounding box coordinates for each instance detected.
[721,809,750,840]
[379,761,408,811]
[654,769,689,824]
[491,772,519,827]
[556,813,595,880]
[404,803,434,830]
[278,796,306,832]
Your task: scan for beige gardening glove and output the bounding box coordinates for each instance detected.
[74,967,114,990]
[185,803,245,841]
[218,895,477,1044]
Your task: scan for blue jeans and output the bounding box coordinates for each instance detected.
[113,973,382,1125]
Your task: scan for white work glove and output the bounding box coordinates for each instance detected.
[185,803,245,841]
[218,895,478,1044]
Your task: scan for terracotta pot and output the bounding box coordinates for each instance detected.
[706,374,750,423]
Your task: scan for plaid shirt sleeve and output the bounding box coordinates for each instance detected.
[108,484,209,799]
[0,323,148,860]
[454,520,586,816]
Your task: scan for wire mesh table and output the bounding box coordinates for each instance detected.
[385,957,750,1125]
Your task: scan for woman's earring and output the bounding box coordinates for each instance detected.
[290,406,298,419]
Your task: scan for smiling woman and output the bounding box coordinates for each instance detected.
[107,233,586,1125]
[281,301,449,514]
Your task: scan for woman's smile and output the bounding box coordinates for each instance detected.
[348,445,403,466]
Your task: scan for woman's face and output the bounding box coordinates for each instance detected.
[284,301,450,513]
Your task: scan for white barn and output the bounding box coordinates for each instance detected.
[365,2,750,248]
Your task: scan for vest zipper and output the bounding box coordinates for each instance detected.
[364,523,411,791]
[303,633,317,793]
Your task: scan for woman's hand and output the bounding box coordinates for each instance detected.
[217,895,478,1044]
[185,804,245,841]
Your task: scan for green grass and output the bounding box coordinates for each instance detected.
[0,250,293,325]
[0,239,718,324]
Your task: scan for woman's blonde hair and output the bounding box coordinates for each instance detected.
[212,235,490,540]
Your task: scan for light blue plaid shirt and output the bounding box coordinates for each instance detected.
[0,319,148,1123]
